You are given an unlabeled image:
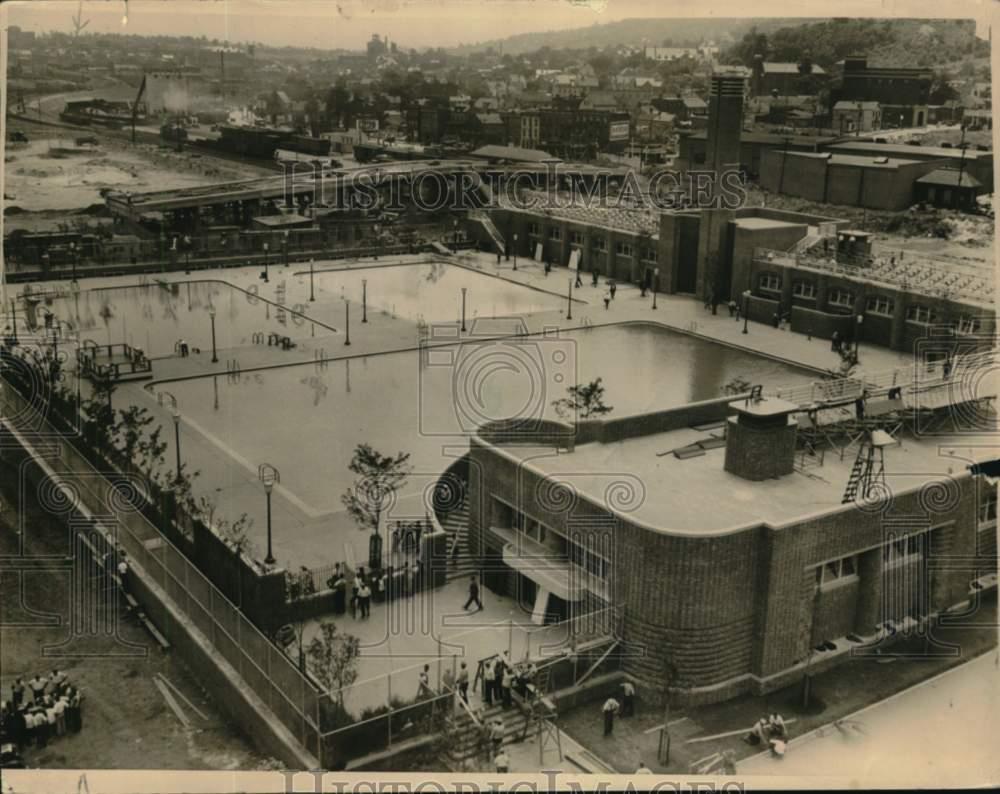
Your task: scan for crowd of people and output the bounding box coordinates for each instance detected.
[746,712,789,757]
[1,671,85,756]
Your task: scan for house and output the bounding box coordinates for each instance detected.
[752,61,828,97]
[832,101,882,134]
[914,167,984,209]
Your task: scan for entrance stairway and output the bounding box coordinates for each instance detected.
[440,498,479,583]
[443,699,535,767]
[468,211,505,254]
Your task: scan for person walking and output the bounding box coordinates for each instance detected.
[831,330,841,353]
[603,291,611,310]
[728,299,737,318]
[457,662,470,705]
[575,271,583,289]
[591,269,599,287]
[490,716,505,755]
[602,697,620,736]
[350,578,359,619]
[609,280,617,300]
[117,554,130,599]
[463,575,483,612]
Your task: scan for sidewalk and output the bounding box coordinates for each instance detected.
[555,596,997,776]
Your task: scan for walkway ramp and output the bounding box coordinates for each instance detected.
[468,211,506,254]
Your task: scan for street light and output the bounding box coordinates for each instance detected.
[362,279,368,323]
[309,258,315,302]
[513,233,518,271]
[9,298,19,345]
[742,290,751,334]
[157,391,182,483]
[262,242,270,282]
[461,287,467,332]
[855,313,864,360]
[184,235,191,274]
[652,267,659,310]
[452,219,459,253]
[283,230,289,267]
[344,299,351,346]
[209,307,218,363]
[69,242,78,284]
[258,463,280,565]
[566,278,573,320]
[373,224,380,261]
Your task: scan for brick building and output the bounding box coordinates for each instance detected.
[832,56,933,127]
[463,365,997,706]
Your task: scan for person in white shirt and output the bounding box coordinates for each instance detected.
[635,761,653,775]
[53,696,67,736]
[494,749,510,773]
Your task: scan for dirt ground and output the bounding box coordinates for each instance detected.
[557,597,998,774]
[3,119,271,224]
[0,457,278,771]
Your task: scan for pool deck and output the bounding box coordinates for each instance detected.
[11,252,926,568]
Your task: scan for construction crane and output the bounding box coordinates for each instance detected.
[131,74,146,143]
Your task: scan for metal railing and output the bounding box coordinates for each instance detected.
[765,349,999,408]
[0,384,325,763]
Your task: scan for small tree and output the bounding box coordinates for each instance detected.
[113,405,155,473]
[721,376,753,396]
[307,621,361,705]
[552,378,614,420]
[341,444,412,540]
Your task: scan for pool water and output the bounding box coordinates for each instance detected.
[166,323,816,516]
[40,280,323,358]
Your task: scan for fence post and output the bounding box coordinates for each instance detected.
[437,637,442,691]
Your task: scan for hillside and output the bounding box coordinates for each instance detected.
[722,18,987,69]
[448,17,812,56]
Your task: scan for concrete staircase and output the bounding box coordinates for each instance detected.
[468,211,505,254]
[440,500,479,583]
[443,699,536,767]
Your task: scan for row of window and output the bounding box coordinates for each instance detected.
[813,533,930,590]
[527,227,658,261]
[980,489,998,528]
[759,274,983,330]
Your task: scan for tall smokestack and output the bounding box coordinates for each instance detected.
[705,70,745,180]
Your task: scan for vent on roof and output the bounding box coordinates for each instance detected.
[873,156,889,164]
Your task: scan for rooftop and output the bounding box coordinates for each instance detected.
[783,151,929,169]
[483,415,992,536]
[500,191,661,236]
[469,145,561,163]
[828,141,993,160]
[763,62,827,75]
[916,168,983,188]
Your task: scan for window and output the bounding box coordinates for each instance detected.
[907,305,937,324]
[759,273,781,292]
[866,295,894,316]
[883,533,925,568]
[957,315,982,335]
[570,231,584,246]
[594,237,607,251]
[528,223,539,236]
[615,242,633,257]
[829,288,854,309]
[793,281,816,300]
[814,554,859,589]
[979,488,997,529]
[548,226,561,241]
[642,247,658,263]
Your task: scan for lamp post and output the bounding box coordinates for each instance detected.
[10,298,18,345]
[184,235,191,274]
[742,290,751,334]
[652,267,659,310]
[461,287,467,332]
[308,258,315,302]
[855,313,864,360]
[262,242,269,282]
[209,307,218,363]
[283,230,289,267]
[362,279,368,323]
[452,219,459,252]
[344,299,351,346]
[157,391,182,483]
[566,277,573,320]
[258,463,280,565]
[373,224,380,261]
[69,242,78,284]
[513,233,518,271]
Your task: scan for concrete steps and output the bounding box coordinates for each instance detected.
[440,502,479,583]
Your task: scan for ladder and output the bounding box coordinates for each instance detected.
[841,443,870,504]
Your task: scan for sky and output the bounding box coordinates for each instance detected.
[2,0,992,52]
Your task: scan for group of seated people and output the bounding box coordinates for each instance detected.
[746,712,788,756]
[2,670,84,753]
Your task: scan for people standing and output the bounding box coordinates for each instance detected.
[463,575,483,612]
[417,664,432,699]
[492,655,505,707]
[358,581,371,619]
[483,657,496,706]
[621,681,635,717]
[350,578,359,619]
[28,675,45,704]
[602,697,620,736]
[495,748,510,773]
[11,678,25,710]
[592,269,599,287]
[501,665,513,709]
[831,330,842,353]
[117,554,130,598]
[53,695,67,736]
[490,716,505,755]
[457,662,470,705]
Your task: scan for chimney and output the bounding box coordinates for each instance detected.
[724,395,798,481]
